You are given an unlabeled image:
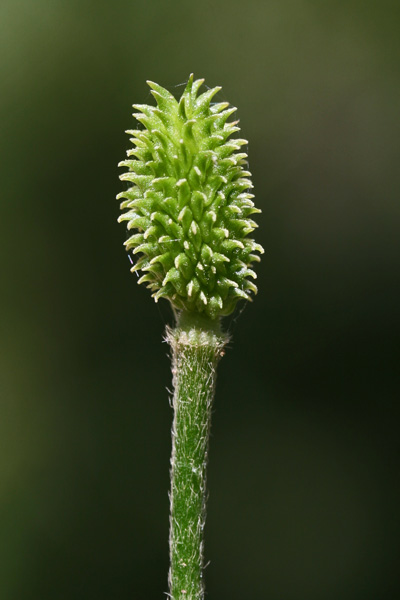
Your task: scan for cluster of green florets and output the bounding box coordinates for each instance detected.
[118,74,263,319]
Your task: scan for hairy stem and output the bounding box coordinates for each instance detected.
[167,312,228,600]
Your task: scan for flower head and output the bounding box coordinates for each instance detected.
[118,74,263,319]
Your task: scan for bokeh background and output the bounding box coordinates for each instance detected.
[1,1,399,599]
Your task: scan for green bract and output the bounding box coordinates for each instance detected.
[118,74,263,319]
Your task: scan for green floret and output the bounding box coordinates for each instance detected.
[118,74,264,319]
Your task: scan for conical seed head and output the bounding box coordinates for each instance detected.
[118,74,264,319]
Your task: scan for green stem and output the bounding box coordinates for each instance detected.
[167,312,228,600]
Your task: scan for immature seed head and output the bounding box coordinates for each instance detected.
[118,74,264,319]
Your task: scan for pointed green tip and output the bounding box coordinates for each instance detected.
[146,80,170,96]
[183,73,194,95]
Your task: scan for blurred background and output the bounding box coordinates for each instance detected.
[1,1,399,598]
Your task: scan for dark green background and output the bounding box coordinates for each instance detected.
[1,1,399,599]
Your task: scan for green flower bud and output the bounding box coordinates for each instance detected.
[118,74,264,319]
